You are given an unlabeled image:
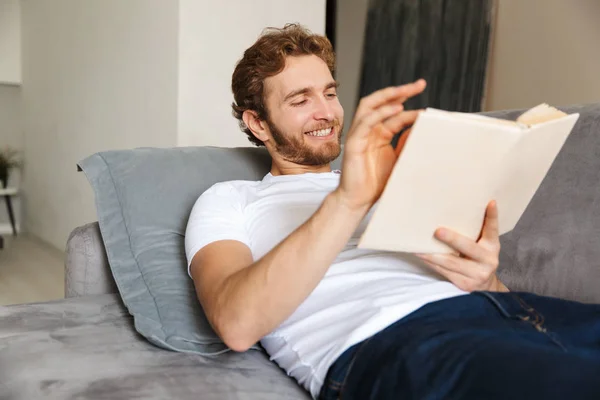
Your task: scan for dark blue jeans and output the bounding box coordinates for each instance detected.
[320,292,600,400]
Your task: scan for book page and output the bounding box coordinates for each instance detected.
[517,103,568,125]
[492,113,580,233]
[357,109,522,253]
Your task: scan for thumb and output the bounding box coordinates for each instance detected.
[479,200,499,242]
[394,128,413,157]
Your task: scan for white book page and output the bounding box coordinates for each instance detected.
[492,113,580,233]
[358,109,522,253]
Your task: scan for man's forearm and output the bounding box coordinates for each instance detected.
[216,189,368,351]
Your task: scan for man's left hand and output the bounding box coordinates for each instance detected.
[416,200,509,292]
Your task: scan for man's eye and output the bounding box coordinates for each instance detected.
[326,93,337,98]
[292,100,307,107]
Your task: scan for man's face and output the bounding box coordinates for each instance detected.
[262,55,344,166]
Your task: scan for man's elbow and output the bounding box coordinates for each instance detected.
[222,335,254,353]
[215,317,257,353]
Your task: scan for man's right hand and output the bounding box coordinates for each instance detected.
[335,80,427,212]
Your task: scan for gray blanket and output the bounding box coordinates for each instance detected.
[0,294,309,400]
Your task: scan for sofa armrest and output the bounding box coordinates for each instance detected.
[64,222,118,298]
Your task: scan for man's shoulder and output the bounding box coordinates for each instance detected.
[204,178,262,195]
[197,179,263,207]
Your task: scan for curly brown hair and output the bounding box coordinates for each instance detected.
[231,23,336,147]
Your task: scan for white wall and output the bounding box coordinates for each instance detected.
[0,86,21,153]
[19,0,326,250]
[0,0,21,84]
[177,0,327,147]
[0,85,22,234]
[485,0,600,111]
[21,0,179,249]
[335,0,370,137]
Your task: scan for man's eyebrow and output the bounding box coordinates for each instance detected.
[283,87,311,103]
[282,81,340,103]
[325,81,340,91]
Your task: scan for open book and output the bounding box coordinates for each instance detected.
[357,104,580,253]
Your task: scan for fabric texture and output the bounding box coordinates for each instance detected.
[78,146,343,355]
[185,171,343,271]
[184,181,254,274]
[0,294,310,400]
[185,170,465,397]
[64,222,117,298]
[320,292,600,399]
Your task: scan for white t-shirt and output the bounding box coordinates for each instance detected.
[185,171,466,399]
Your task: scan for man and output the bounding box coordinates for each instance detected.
[185,24,600,399]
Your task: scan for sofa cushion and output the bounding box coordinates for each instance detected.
[79,145,341,354]
[0,294,310,399]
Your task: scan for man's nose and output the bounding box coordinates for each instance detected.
[313,97,334,121]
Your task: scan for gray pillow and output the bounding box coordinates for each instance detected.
[79,145,341,354]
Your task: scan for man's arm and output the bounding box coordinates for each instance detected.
[190,81,427,352]
[190,190,368,352]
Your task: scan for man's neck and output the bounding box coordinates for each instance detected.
[270,163,332,176]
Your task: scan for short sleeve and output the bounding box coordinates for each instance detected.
[184,182,251,277]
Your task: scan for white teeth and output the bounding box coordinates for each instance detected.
[306,128,332,137]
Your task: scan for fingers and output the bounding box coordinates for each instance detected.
[415,201,502,293]
[348,79,426,142]
[479,200,500,242]
[418,256,475,287]
[379,109,422,146]
[355,79,427,121]
[418,253,482,278]
[395,79,427,103]
[367,110,422,143]
[355,103,405,135]
[432,228,493,264]
[382,109,422,134]
[416,253,497,292]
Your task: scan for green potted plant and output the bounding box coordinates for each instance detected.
[0,146,22,188]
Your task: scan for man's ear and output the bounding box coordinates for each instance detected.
[242,110,269,144]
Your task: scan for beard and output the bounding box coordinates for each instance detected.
[266,117,343,166]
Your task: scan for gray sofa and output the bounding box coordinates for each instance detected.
[1,103,599,399]
[1,221,310,400]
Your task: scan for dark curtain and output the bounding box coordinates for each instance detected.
[358,0,496,113]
